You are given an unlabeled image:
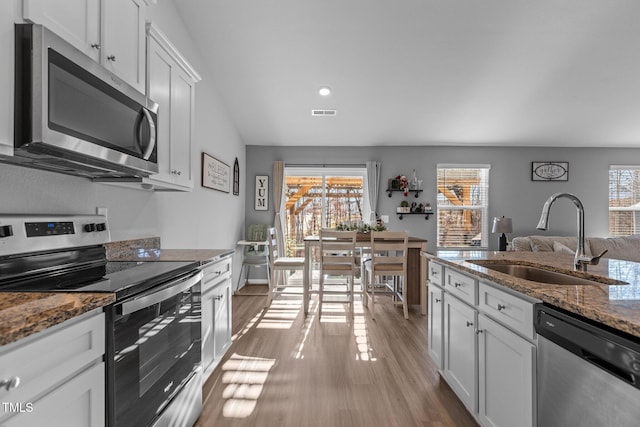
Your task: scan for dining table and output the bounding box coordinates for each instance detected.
[302,234,427,315]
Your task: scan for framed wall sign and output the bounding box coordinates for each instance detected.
[202,152,230,192]
[233,158,240,196]
[255,175,269,210]
[531,162,569,181]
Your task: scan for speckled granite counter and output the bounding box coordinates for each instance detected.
[108,248,234,265]
[425,250,640,339]
[0,292,115,346]
[105,237,233,265]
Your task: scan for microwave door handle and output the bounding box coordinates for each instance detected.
[140,107,156,160]
[120,271,202,315]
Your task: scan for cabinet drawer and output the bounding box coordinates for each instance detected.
[0,312,104,410]
[446,267,477,305]
[202,256,232,291]
[428,261,444,287]
[478,282,535,340]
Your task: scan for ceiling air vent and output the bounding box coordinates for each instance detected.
[311,109,337,116]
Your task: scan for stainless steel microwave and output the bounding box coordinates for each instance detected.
[10,24,159,179]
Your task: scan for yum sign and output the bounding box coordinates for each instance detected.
[255,176,269,210]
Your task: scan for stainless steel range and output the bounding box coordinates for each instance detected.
[0,214,203,427]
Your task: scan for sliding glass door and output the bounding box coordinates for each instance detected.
[284,167,368,257]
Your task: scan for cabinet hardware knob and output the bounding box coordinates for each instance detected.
[91,43,101,49]
[107,55,116,62]
[475,329,484,335]
[435,298,441,303]
[497,304,506,311]
[466,321,473,327]
[454,282,462,288]
[0,376,20,391]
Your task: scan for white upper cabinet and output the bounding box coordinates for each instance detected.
[23,0,146,92]
[145,23,200,191]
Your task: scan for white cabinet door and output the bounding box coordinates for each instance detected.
[145,24,200,191]
[201,288,215,375]
[443,293,477,413]
[102,0,146,92]
[147,35,174,184]
[170,66,194,188]
[3,362,105,427]
[23,0,101,61]
[201,257,233,378]
[23,0,145,91]
[478,314,534,427]
[428,285,444,370]
[213,278,232,360]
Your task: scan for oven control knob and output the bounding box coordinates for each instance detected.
[84,223,96,232]
[96,223,107,232]
[0,225,13,238]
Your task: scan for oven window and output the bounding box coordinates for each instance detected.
[113,285,200,427]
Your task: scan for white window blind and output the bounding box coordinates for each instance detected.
[437,165,490,248]
[609,166,640,237]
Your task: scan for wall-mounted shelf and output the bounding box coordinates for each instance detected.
[387,189,423,198]
[397,211,434,220]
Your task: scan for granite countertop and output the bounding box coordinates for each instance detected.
[425,250,640,339]
[0,292,115,346]
[108,248,234,265]
[0,237,233,347]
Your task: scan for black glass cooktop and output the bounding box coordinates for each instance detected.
[0,253,199,301]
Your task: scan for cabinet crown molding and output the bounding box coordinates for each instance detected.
[146,22,201,82]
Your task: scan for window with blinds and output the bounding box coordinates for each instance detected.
[609,166,640,237]
[437,165,490,248]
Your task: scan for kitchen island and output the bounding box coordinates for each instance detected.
[425,250,640,338]
[423,249,640,427]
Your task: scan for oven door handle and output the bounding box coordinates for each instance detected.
[120,270,203,315]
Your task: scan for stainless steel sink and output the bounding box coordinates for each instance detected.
[469,261,624,286]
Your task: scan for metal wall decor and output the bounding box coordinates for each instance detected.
[233,158,240,196]
[531,162,569,181]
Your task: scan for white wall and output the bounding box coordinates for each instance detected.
[0,1,245,255]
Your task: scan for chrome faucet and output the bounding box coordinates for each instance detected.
[536,192,607,271]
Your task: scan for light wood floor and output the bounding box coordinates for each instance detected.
[196,285,478,427]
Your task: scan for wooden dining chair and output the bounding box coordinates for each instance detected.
[266,227,305,307]
[363,231,409,319]
[318,229,358,317]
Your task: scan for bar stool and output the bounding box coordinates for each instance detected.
[363,231,409,319]
[318,229,357,317]
[266,227,305,307]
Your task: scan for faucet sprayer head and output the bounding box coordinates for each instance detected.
[536,197,554,230]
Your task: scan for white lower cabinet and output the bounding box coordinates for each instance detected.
[0,311,105,427]
[429,264,538,427]
[443,293,478,414]
[201,256,233,378]
[428,284,444,370]
[478,314,535,427]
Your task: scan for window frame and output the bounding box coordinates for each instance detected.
[436,164,491,250]
[609,165,640,237]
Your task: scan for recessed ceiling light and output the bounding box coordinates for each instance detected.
[318,86,331,96]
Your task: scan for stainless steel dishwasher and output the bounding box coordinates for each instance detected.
[534,304,640,427]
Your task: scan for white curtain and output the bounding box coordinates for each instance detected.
[272,161,285,257]
[366,160,381,224]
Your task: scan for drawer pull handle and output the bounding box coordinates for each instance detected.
[454,282,462,288]
[466,321,473,327]
[497,304,506,311]
[0,376,20,391]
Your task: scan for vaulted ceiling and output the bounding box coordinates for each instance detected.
[174,0,640,147]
